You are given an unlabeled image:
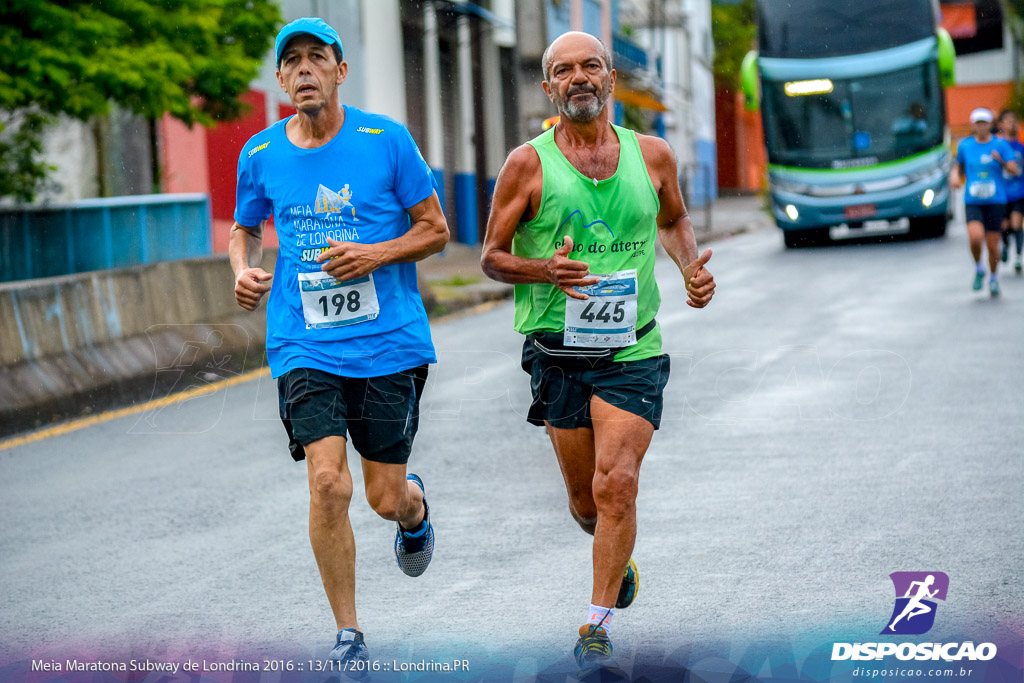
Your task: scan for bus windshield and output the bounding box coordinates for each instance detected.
[757,0,937,59]
[761,63,945,169]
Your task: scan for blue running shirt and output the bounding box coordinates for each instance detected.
[1000,137,1024,202]
[235,106,438,378]
[957,136,1015,205]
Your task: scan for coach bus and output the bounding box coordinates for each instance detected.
[741,0,956,246]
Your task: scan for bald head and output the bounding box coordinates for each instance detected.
[541,31,613,82]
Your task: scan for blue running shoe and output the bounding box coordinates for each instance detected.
[973,271,985,291]
[990,277,1001,297]
[615,557,639,609]
[574,624,613,669]
[329,628,369,679]
[395,474,434,577]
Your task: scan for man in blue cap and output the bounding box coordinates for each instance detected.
[229,16,449,671]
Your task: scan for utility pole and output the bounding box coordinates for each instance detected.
[470,12,489,243]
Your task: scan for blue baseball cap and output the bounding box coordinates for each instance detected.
[275,17,343,65]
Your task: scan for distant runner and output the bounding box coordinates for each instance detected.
[996,109,1024,274]
[481,31,715,669]
[956,108,1018,296]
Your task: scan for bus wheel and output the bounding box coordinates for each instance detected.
[784,228,830,248]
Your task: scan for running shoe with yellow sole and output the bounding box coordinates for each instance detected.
[615,557,639,609]
[574,624,613,669]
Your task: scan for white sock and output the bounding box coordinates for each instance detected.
[587,604,614,632]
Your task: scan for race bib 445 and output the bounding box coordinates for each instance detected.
[564,269,639,348]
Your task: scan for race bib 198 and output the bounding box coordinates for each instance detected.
[298,271,380,329]
[564,269,639,348]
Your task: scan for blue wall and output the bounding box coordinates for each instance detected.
[431,168,445,212]
[451,174,498,245]
[0,194,211,283]
[690,139,719,208]
[546,1,606,42]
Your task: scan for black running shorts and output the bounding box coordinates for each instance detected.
[1006,198,1024,218]
[277,365,428,464]
[521,340,671,430]
[966,203,1006,233]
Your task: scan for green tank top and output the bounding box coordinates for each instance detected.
[512,124,662,362]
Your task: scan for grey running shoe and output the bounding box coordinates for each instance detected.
[395,474,434,577]
[990,277,1001,297]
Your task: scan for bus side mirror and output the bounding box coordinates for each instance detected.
[741,50,760,112]
[937,28,956,88]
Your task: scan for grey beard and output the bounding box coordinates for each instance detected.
[561,92,608,123]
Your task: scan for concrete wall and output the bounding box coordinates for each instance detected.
[0,254,275,436]
[0,248,441,438]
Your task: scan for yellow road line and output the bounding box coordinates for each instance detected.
[0,367,271,452]
[0,299,510,453]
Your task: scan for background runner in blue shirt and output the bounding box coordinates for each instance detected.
[997,109,1024,273]
[229,17,448,668]
[955,108,1018,295]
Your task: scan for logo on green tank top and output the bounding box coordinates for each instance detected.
[557,209,615,238]
[553,209,650,260]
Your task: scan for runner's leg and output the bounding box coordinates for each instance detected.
[305,435,358,631]
[1012,210,1024,266]
[362,460,425,529]
[907,604,932,620]
[985,230,1002,273]
[548,425,598,534]
[967,220,985,264]
[588,395,653,607]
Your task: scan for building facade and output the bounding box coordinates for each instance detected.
[26,0,716,250]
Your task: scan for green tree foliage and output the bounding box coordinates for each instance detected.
[1003,4,1024,117]
[0,112,55,203]
[711,0,756,88]
[0,0,281,200]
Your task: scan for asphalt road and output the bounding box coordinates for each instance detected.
[2,223,1022,677]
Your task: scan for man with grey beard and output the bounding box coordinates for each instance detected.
[481,31,716,669]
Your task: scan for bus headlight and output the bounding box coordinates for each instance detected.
[922,189,935,207]
[785,204,800,221]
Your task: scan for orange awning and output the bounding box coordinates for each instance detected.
[614,87,668,112]
[941,3,978,39]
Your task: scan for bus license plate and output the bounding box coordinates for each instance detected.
[844,203,877,219]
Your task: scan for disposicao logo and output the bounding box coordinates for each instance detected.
[883,571,948,635]
[831,572,997,662]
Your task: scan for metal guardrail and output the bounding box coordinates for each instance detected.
[0,193,212,283]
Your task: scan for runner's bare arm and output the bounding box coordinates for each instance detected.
[638,135,716,309]
[481,144,599,299]
[229,220,273,311]
[317,191,449,281]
